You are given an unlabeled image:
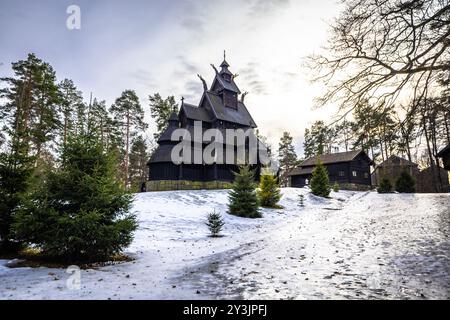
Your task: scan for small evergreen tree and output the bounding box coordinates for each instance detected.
[377,178,393,193]
[395,170,416,193]
[298,194,305,207]
[310,158,331,198]
[206,211,225,237]
[13,133,137,262]
[258,174,282,208]
[228,166,261,218]
[332,182,340,192]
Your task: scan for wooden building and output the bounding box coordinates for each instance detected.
[416,166,450,193]
[287,150,373,190]
[437,143,450,170]
[147,55,265,190]
[371,155,420,187]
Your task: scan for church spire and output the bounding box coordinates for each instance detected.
[220,50,232,75]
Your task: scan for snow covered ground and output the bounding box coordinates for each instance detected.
[1,188,449,300]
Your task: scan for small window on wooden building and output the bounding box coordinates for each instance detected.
[339,171,345,177]
[352,171,357,177]
[364,172,369,179]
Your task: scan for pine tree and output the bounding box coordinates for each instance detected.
[310,158,331,198]
[13,133,137,262]
[377,178,393,193]
[278,131,298,186]
[303,121,335,158]
[298,194,305,207]
[58,79,84,147]
[89,98,122,151]
[149,93,179,140]
[0,53,61,159]
[332,182,340,192]
[228,166,261,218]
[129,135,149,191]
[0,141,34,253]
[110,90,147,188]
[258,174,282,208]
[395,170,416,193]
[206,211,225,237]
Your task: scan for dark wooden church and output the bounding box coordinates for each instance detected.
[438,143,450,171]
[147,55,265,190]
[287,150,374,191]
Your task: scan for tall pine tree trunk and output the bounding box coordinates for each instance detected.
[444,110,450,143]
[125,110,130,188]
[421,111,439,193]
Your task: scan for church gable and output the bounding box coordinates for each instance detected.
[178,54,256,128]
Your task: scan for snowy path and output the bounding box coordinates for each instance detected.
[180,192,450,299]
[0,189,449,300]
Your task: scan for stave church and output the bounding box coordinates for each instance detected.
[146,54,268,190]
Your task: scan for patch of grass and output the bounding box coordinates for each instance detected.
[262,204,284,209]
[1,247,133,269]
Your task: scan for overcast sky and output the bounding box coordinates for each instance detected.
[0,0,341,155]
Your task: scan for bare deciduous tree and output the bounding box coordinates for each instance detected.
[308,0,450,115]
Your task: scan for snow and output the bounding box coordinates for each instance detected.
[1,188,449,300]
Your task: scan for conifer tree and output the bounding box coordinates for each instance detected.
[332,182,340,192]
[395,171,416,193]
[13,132,137,262]
[258,174,282,208]
[303,121,335,158]
[228,166,261,218]
[58,79,84,147]
[0,53,61,159]
[0,140,34,253]
[129,135,149,191]
[206,211,225,237]
[377,178,393,193]
[110,90,147,188]
[149,93,179,140]
[278,131,298,186]
[298,194,305,207]
[310,158,331,198]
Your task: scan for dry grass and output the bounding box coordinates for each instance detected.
[1,247,134,269]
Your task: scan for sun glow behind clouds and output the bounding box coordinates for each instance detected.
[0,0,341,155]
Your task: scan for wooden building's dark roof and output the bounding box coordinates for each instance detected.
[148,144,175,163]
[301,150,373,167]
[437,143,450,157]
[205,91,257,127]
[181,103,213,123]
[148,56,261,166]
[373,155,418,171]
[287,150,373,177]
[157,111,180,143]
[287,166,314,176]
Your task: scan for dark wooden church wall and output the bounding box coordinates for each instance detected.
[149,163,179,181]
[217,164,238,181]
[182,164,205,181]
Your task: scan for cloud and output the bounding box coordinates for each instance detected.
[238,62,267,95]
[247,0,291,17]
[130,68,157,87]
[183,79,204,102]
[181,17,205,35]
[175,55,197,75]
